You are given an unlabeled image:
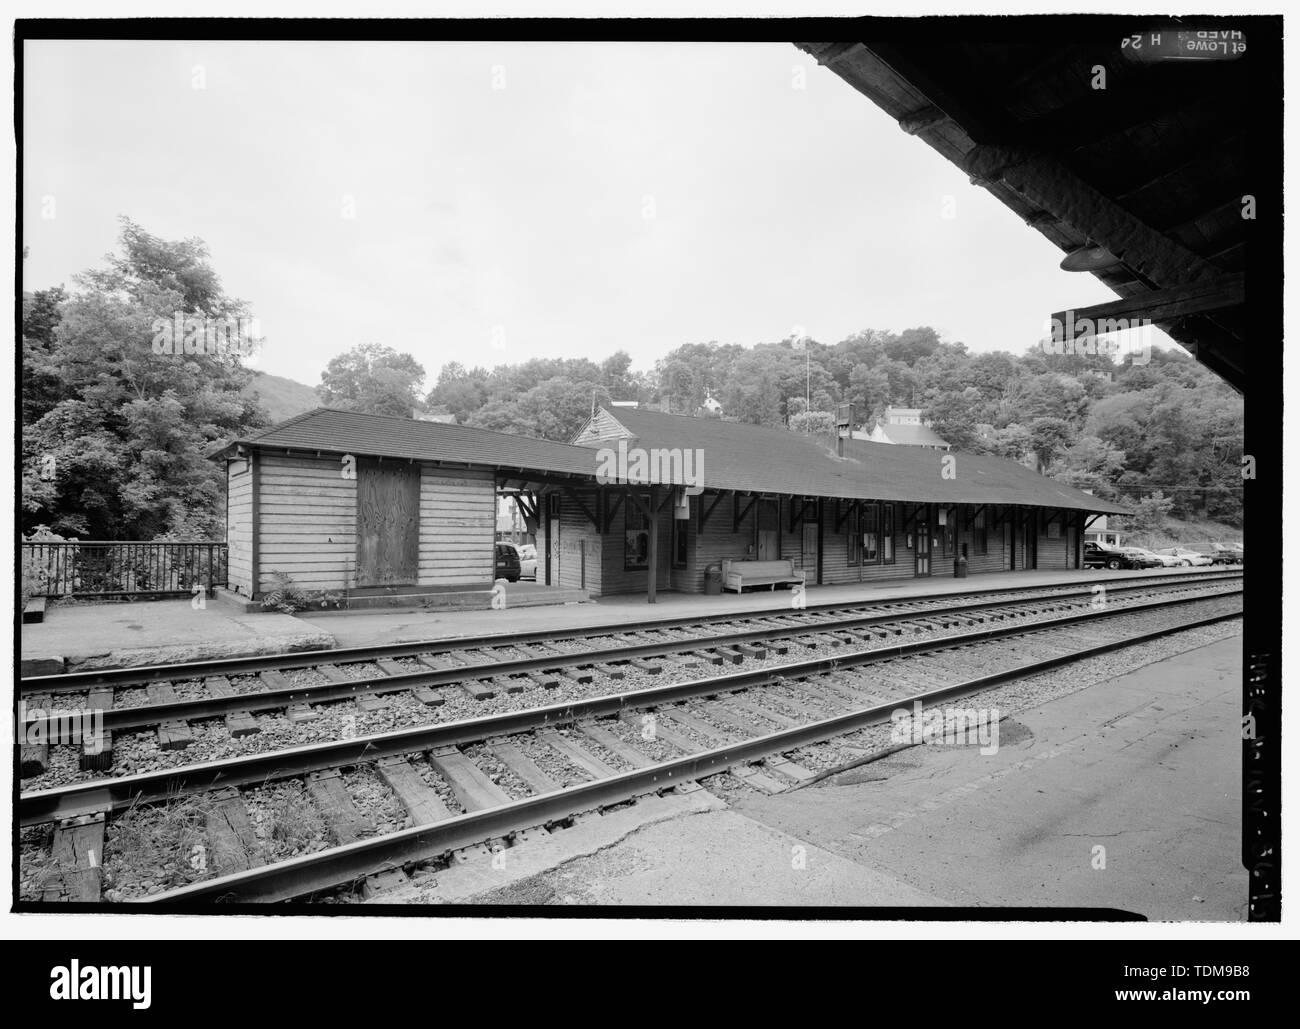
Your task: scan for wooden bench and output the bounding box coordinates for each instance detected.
[721,558,805,593]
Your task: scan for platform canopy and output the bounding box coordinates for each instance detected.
[797,26,1268,393]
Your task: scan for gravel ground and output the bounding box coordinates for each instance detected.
[415,758,465,816]
[19,825,58,902]
[516,734,594,787]
[462,742,532,799]
[553,726,634,772]
[600,715,681,762]
[243,779,331,861]
[100,794,220,900]
[342,766,407,834]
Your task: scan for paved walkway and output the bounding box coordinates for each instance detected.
[20,603,333,675]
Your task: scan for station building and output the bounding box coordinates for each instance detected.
[214,406,1127,603]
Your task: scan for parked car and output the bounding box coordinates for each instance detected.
[1084,541,1133,570]
[1123,546,1179,568]
[494,543,521,582]
[517,543,538,580]
[1214,541,1244,564]
[1154,547,1214,567]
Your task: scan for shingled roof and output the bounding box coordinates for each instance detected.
[214,407,599,477]
[216,405,1125,514]
[583,407,1127,514]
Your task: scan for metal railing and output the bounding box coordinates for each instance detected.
[21,541,228,598]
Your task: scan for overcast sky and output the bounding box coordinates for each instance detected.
[22,39,1160,387]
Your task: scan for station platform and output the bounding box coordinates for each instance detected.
[302,565,1221,649]
[19,565,1226,673]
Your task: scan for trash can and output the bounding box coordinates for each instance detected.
[704,563,723,595]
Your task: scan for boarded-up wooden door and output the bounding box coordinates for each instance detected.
[355,461,420,587]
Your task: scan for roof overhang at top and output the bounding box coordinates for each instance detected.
[796,25,1268,393]
[214,407,1127,515]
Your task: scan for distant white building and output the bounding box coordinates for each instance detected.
[855,406,951,450]
[701,389,723,415]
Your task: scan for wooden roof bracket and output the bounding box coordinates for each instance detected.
[564,486,600,530]
[834,498,862,533]
[699,490,727,532]
[602,490,625,534]
[733,493,758,533]
[789,497,818,532]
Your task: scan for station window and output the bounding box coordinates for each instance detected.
[974,507,988,555]
[882,504,895,564]
[625,493,650,570]
[848,505,862,566]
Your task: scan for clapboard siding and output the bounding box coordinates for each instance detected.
[549,490,602,592]
[418,467,495,586]
[226,458,254,595]
[600,488,672,597]
[676,491,757,593]
[255,453,357,593]
[820,501,912,585]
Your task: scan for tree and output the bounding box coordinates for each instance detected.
[1123,490,1175,535]
[318,343,426,417]
[922,387,987,452]
[22,218,264,538]
[427,361,489,422]
[1028,417,1074,467]
[789,410,836,436]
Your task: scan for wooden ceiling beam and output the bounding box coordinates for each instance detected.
[1051,273,1244,339]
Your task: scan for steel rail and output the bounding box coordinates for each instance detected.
[19,587,1241,827]
[21,578,1242,737]
[21,568,1242,693]
[136,606,1244,903]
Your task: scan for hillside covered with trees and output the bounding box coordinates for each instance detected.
[428,329,1243,527]
[23,221,1242,542]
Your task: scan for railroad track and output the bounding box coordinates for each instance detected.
[18,572,1242,773]
[19,578,1242,905]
